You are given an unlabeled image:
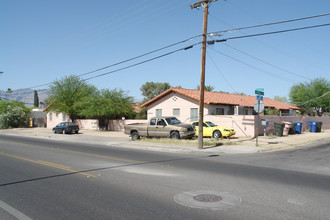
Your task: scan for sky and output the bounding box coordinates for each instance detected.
[1,0,329,103]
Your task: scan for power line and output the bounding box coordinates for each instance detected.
[78,35,201,77]
[206,51,238,93]
[12,35,201,91]
[209,12,330,36]
[224,44,312,81]
[224,23,330,41]
[81,43,200,82]
[208,46,297,83]
[295,91,330,106]
[8,20,330,94]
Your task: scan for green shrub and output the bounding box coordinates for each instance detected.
[0,106,29,129]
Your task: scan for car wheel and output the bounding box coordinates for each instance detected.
[131,131,140,141]
[213,130,222,139]
[170,131,180,139]
[75,130,79,134]
[62,129,66,135]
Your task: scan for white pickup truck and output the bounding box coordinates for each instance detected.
[124,116,195,140]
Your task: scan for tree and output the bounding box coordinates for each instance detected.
[46,75,97,121]
[79,89,135,130]
[289,77,330,116]
[34,90,39,107]
[0,100,30,114]
[196,85,215,91]
[140,82,171,102]
[274,96,288,103]
[7,88,12,94]
[0,101,30,129]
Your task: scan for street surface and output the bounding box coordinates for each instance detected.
[1,134,330,219]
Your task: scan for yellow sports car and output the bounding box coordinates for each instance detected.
[191,121,236,138]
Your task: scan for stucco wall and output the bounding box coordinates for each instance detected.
[205,115,256,137]
[147,92,206,123]
[46,112,70,128]
[109,119,147,131]
[74,119,99,130]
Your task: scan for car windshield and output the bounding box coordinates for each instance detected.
[205,121,217,127]
[165,117,181,125]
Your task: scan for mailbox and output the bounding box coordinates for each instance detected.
[261,119,269,127]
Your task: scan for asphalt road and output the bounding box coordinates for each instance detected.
[1,134,330,220]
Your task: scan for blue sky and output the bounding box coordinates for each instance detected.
[1,0,329,102]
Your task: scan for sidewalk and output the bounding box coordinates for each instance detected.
[0,127,329,154]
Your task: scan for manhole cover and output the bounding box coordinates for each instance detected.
[194,194,222,202]
[174,190,241,210]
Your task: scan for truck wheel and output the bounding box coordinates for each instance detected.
[131,131,140,141]
[213,130,222,139]
[170,131,180,139]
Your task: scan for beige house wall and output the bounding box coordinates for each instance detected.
[147,92,206,123]
[46,112,70,128]
[46,111,98,130]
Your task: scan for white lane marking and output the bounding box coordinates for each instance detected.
[0,200,33,220]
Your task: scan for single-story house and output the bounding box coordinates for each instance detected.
[141,88,300,122]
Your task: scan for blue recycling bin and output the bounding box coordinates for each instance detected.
[295,122,302,134]
[308,121,317,132]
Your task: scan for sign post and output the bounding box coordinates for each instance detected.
[254,88,264,146]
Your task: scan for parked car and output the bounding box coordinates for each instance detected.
[124,116,195,140]
[191,121,236,139]
[52,122,79,134]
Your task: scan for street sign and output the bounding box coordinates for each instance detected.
[255,88,264,96]
[254,101,264,113]
[256,95,263,101]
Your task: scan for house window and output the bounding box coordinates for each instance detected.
[56,113,59,117]
[215,108,224,115]
[245,109,249,115]
[190,108,198,122]
[173,108,180,116]
[62,113,66,121]
[49,112,52,121]
[156,109,162,118]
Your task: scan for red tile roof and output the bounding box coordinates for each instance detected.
[141,88,300,110]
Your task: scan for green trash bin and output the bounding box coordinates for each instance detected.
[289,122,297,134]
[316,122,323,132]
[274,122,285,136]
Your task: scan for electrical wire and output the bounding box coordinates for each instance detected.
[209,12,330,35]
[208,46,297,83]
[224,23,330,41]
[295,91,330,106]
[224,44,312,81]
[81,42,201,82]
[206,51,238,93]
[9,35,201,92]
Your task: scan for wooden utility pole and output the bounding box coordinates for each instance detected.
[191,0,216,149]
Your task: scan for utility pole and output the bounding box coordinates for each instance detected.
[191,0,216,149]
